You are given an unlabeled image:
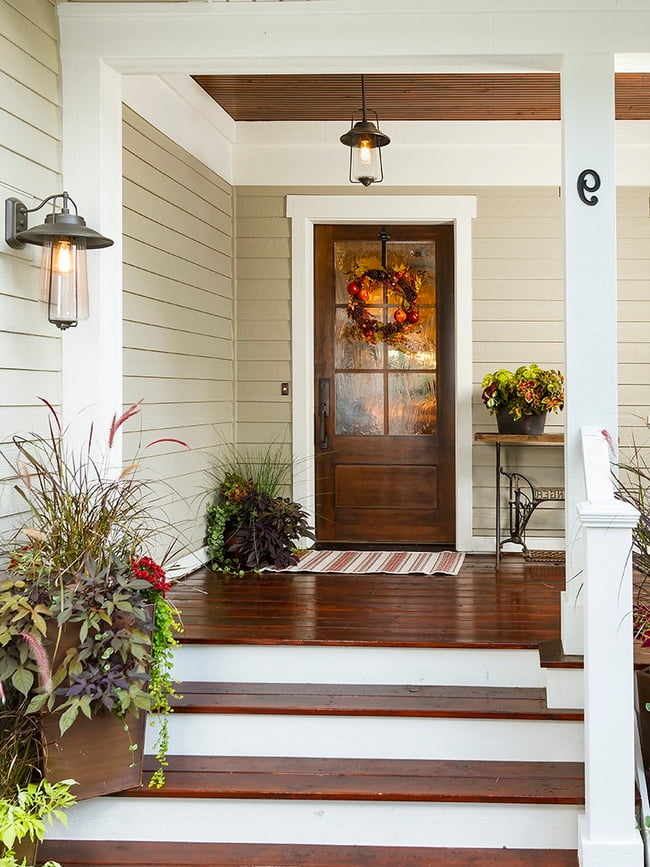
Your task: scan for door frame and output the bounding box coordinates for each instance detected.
[286,195,477,552]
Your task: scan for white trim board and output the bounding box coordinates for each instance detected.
[286,195,476,553]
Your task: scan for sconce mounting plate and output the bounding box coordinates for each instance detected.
[5,198,28,249]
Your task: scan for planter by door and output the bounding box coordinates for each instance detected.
[496,409,547,435]
[41,710,145,801]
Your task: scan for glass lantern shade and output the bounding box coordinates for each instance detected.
[40,237,89,329]
[349,132,383,186]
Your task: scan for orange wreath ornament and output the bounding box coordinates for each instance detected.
[345,264,422,348]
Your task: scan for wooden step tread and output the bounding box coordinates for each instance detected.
[131,756,584,805]
[538,639,583,670]
[39,840,580,866]
[170,682,583,720]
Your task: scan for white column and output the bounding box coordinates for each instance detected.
[59,52,124,461]
[561,55,618,655]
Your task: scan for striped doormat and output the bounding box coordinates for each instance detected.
[274,549,465,576]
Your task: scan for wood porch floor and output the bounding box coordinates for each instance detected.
[41,554,579,867]
[170,554,565,650]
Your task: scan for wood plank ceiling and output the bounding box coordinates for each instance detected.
[193,73,650,122]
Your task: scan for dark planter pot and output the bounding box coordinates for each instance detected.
[496,408,547,435]
[224,519,251,570]
[42,607,152,800]
[41,709,145,801]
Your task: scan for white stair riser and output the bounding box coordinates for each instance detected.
[49,797,581,850]
[146,713,583,762]
[546,668,584,709]
[172,645,546,688]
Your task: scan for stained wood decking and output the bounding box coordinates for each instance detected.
[170,554,564,649]
[39,841,580,867]
[134,755,584,804]
[40,556,577,867]
[170,682,582,719]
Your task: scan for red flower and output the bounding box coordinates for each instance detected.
[131,556,171,597]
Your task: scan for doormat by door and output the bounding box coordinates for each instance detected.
[270,550,465,576]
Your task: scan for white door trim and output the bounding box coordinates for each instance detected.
[286,195,476,552]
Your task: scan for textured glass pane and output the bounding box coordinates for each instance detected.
[335,373,384,435]
[387,308,436,370]
[388,373,437,435]
[387,241,436,306]
[334,241,383,304]
[335,309,383,370]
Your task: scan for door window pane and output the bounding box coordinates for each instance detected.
[387,308,437,369]
[386,242,436,306]
[388,373,437,435]
[335,373,384,435]
[334,241,383,303]
[335,308,383,370]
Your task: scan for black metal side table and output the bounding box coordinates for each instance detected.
[474,432,565,566]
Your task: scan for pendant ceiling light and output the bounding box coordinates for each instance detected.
[5,191,113,330]
[340,75,390,186]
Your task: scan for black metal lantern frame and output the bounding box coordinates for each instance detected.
[340,75,391,186]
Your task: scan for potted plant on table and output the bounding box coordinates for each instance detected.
[480,363,565,434]
[205,442,314,572]
[0,399,183,800]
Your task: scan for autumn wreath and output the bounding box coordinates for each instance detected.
[345,264,422,347]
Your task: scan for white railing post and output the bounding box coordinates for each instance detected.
[578,428,642,866]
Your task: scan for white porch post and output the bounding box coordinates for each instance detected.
[561,54,618,656]
[58,48,124,458]
[578,431,642,866]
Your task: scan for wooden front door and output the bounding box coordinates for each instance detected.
[314,224,455,546]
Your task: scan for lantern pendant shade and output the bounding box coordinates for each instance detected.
[340,76,390,186]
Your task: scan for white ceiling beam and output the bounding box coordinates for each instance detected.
[58,1,650,75]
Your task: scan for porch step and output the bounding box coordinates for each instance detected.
[172,644,552,688]
[170,681,583,720]
[39,840,580,866]
[131,755,584,804]
[148,704,583,762]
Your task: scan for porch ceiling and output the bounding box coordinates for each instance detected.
[193,72,650,122]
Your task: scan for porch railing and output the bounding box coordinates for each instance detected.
[578,427,643,865]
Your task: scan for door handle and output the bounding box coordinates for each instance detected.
[318,378,330,449]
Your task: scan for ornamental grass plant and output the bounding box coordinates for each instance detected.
[612,430,650,648]
[0,398,184,789]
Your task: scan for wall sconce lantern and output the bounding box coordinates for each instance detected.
[5,191,113,330]
[340,75,390,187]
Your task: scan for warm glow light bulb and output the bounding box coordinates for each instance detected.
[53,239,73,274]
[359,138,372,164]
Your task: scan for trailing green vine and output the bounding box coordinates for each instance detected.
[146,595,182,789]
[205,500,243,574]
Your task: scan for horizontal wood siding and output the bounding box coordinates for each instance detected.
[123,105,234,557]
[234,189,293,458]
[472,187,565,542]
[0,0,62,537]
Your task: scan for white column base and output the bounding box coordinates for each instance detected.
[578,816,644,866]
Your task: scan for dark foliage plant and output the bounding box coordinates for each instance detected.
[205,442,314,572]
[224,487,314,571]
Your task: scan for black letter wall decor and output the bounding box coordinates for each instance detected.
[577,169,601,206]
